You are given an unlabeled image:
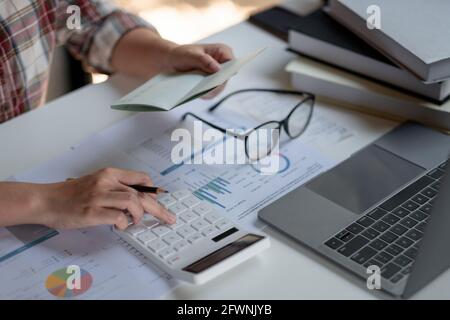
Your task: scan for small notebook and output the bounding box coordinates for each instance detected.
[111,49,264,112]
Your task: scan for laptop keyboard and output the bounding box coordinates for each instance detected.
[324,160,448,284]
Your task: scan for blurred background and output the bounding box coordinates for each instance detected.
[47,0,282,101]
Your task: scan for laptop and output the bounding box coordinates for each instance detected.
[258,122,450,298]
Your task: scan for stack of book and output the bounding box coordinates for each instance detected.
[286,0,450,131]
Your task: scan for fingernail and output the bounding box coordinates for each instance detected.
[168,214,176,224]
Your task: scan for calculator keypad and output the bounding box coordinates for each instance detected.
[121,190,235,266]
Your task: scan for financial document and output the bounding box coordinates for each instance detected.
[0,90,367,299]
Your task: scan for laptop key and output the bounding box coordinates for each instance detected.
[351,246,377,264]
[325,238,343,250]
[420,203,432,214]
[396,236,414,249]
[431,180,442,190]
[361,228,380,240]
[364,259,382,269]
[380,231,398,243]
[422,187,437,198]
[439,161,448,170]
[403,200,419,211]
[372,221,389,233]
[400,217,418,228]
[346,223,364,234]
[391,207,410,218]
[381,263,401,280]
[367,208,387,220]
[394,255,412,267]
[357,216,375,227]
[411,194,428,205]
[402,266,412,275]
[409,210,427,221]
[335,231,354,242]
[375,251,394,264]
[337,236,369,257]
[404,246,418,260]
[385,244,403,256]
[428,168,445,180]
[382,214,400,225]
[416,222,427,233]
[405,229,423,241]
[379,176,433,211]
[390,224,408,236]
[369,239,388,251]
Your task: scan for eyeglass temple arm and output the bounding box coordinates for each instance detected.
[181,112,246,139]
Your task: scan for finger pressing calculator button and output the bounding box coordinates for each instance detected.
[187,233,203,244]
[152,225,171,237]
[171,189,191,200]
[182,196,201,208]
[162,231,182,245]
[137,230,157,244]
[173,240,189,252]
[157,195,176,208]
[191,219,209,231]
[159,247,176,259]
[125,224,146,236]
[168,203,187,215]
[142,216,159,228]
[148,239,167,252]
[192,203,212,216]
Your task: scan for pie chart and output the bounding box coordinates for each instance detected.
[45,267,93,298]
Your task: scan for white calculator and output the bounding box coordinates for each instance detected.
[113,189,270,285]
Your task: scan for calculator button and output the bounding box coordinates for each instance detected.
[173,240,189,252]
[204,212,221,224]
[171,190,191,200]
[125,224,146,236]
[179,211,198,223]
[147,239,167,252]
[182,196,201,208]
[157,195,176,208]
[142,216,159,228]
[152,225,171,237]
[167,255,181,265]
[215,219,232,230]
[187,233,203,244]
[168,203,188,215]
[162,232,182,245]
[159,247,176,259]
[201,226,217,237]
[193,203,212,216]
[177,226,195,238]
[169,220,184,230]
[137,230,158,244]
[191,219,209,231]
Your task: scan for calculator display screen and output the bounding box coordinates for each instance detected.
[183,234,264,274]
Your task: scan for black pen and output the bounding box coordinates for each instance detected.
[129,185,168,194]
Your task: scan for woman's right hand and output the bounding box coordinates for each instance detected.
[36,168,175,230]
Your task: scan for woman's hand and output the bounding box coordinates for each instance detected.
[35,168,175,230]
[166,43,234,74]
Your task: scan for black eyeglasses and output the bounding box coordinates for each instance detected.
[182,89,315,161]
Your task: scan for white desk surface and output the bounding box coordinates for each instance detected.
[1,21,449,300]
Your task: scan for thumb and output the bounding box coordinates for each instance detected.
[194,52,221,73]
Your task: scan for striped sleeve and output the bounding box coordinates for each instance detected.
[56,0,155,74]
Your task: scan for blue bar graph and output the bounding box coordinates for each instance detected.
[193,177,231,208]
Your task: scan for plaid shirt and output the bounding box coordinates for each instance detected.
[0,0,152,123]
